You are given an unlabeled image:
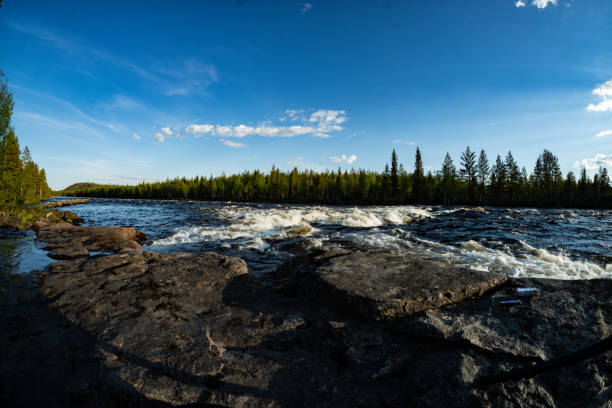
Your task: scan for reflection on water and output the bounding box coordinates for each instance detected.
[0,229,53,274]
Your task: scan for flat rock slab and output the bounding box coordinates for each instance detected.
[277,247,507,320]
[37,224,146,259]
[3,247,610,407]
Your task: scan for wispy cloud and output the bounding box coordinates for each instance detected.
[185,109,348,139]
[161,127,173,136]
[218,138,246,148]
[393,139,416,145]
[587,79,612,112]
[329,154,357,164]
[14,85,119,132]
[97,94,142,111]
[9,22,217,96]
[595,129,612,138]
[573,154,612,170]
[301,3,312,13]
[14,111,110,141]
[154,132,165,142]
[132,133,142,140]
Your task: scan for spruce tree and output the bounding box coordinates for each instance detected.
[459,146,477,202]
[0,129,23,209]
[390,149,399,200]
[441,152,456,205]
[412,147,424,203]
[476,149,489,203]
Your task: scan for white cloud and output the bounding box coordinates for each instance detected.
[214,125,235,138]
[595,129,612,138]
[161,127,173,136]
[301,3,312,13]
[587,79,612,112]
[282,109,305,122]
[309,109,347,130]
[231,124,256,138]
[587,100,612,112]
[573,154,612,171]
[593,80,612,98]
[185,124,214,136]
[183,109,347,140]
[154,132,165,142]
[218,138,246,148]
[255,125,315,137]
[533,0,557,8]
[515,1,526,7]
[329,154,357,164]
[132,133,141,140]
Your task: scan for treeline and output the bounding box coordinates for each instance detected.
[0,72,52,210]
[65,147,611,209]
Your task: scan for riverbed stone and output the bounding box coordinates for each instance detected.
[275,246,507,320]
[37,224,147,259]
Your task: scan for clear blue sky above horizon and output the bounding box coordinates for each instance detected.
[1,0,611,190]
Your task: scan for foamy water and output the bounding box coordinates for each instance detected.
[44,198,612,279]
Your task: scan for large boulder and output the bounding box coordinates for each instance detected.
[274,246,507,320]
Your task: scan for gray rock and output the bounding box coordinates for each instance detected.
[2,237,610,407]
[275,246,507,320]
[37,224,146,259]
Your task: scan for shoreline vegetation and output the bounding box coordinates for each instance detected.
[0,72,52,214]
[60,148,611,209]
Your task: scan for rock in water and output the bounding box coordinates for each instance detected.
[275,247,507,320]
[37,224,146,259]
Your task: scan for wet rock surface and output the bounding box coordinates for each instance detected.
[36,223,146,259]
[274,247,508,320]
[1,234,611,407]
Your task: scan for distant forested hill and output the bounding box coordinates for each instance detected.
[58,182,113,193]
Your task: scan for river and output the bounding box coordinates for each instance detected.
[1,197,611,279]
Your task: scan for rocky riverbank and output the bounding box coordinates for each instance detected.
[0,199,88,230]
[1,218,610,407]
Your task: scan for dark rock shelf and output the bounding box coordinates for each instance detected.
[1,224,610,407]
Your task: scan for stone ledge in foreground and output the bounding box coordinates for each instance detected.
[275,247,507,321]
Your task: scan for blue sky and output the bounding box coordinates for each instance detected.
[1,0,611,189]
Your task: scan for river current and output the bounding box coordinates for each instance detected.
[1,197,611,280]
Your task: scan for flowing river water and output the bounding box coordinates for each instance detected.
[1,197,611,280]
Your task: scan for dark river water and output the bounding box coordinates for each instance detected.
[1,197,611,279]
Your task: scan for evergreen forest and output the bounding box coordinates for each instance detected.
[64,146,611,209]
[0,71,52,210]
